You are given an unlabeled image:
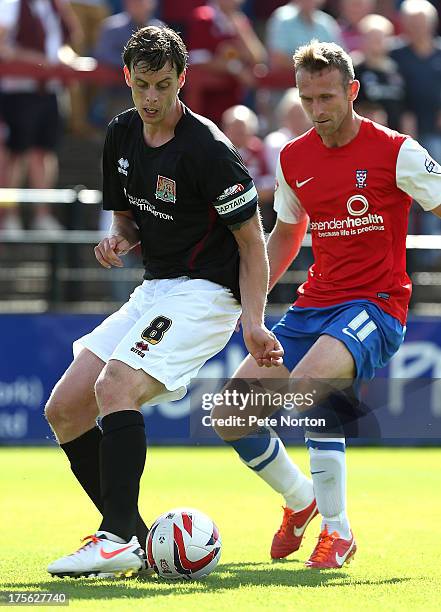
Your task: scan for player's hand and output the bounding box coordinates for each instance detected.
[242,324,284,368]
[94,234,132,269]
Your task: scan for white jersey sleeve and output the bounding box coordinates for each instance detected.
[273,154,308,224]
[396,138,441,211]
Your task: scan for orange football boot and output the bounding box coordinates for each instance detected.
[271,499,319,559]
[305,526,356,568]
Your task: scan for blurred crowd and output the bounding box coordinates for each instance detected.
[0,0,440,254]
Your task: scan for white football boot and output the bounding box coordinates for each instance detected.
[47,531,146,578]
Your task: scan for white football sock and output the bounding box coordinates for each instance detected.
[246,436,314,511]
[306,437,351,539]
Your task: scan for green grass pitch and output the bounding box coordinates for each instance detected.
[1,446,440,611]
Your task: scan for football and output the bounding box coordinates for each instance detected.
[146,507,221,580]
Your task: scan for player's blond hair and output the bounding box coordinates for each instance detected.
[293,40,355,86]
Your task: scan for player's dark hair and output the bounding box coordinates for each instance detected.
[123,26,188,76]
[293,40,355,87]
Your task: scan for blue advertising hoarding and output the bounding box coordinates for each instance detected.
[1,314,441,445]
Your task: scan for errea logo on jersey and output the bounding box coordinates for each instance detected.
[118,158,129,175]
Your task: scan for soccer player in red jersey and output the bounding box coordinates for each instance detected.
[214,40,441,568]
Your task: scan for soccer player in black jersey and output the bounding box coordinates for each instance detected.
[45,26,283,578]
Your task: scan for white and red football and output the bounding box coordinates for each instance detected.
[146,507,221,580]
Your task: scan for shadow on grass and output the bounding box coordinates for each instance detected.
[1,563,413,601]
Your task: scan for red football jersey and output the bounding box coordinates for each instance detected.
[274,118,441,324]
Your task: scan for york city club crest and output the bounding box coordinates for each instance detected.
[356,169,368,189]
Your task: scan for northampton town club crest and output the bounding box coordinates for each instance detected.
[155,175,176,203]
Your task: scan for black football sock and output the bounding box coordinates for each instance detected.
[61,425,149,549]
[99,410,147,543]
[61,426,104,512]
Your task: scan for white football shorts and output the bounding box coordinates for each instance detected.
[73,277,241,405]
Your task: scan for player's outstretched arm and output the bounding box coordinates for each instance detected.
[267,218,308,292]
[94,210,140,269]
[231,213,284,368]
